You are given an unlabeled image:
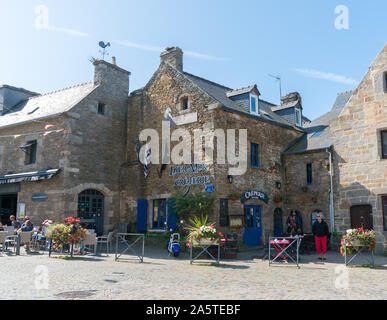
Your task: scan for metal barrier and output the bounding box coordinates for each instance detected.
[190,239,220,265]
[344,238,375,268]
[115,233,144,263]
[269,236,303,268]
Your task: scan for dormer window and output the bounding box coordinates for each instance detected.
[180,96,189,111]
[295,108,302,126]
[250,94,259,115]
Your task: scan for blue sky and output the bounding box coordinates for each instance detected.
[0,0,386,120]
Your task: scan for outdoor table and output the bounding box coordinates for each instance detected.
[190,238,220,265]
[115,233,144,263]
[344,238,375,268]
[269,236,303,268]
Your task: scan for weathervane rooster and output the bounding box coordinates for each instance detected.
[99,41,111,60]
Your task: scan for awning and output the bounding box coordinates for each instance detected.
[0,169,61,185]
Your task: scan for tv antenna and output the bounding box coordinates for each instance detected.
[99,41,111,60]
[268,74,282,102]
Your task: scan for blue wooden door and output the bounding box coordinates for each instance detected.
[136,199,148,232]
[167,198,178,231]
[243,206,262,247]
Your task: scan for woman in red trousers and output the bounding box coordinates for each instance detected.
[312,213,329,261]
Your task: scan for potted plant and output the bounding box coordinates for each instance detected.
[300,185,309,193]
[340,227,377,256]
[228,189,241,201]
[273,193,284,203]
[186,215,224,247]
[269,161,281,173]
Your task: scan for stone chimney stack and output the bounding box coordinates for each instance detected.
[112,56,117,65]
[280,92,302,108]
[160,47,183,72]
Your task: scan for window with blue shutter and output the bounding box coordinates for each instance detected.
[251,143,259,168]
[136,200,148,232]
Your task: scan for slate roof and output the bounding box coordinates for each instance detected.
[283,91,353,154]
[0,82,97,129]
[182,71,301,131]
[226,85,259,97]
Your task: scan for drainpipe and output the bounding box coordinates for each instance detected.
[327,148,335,234]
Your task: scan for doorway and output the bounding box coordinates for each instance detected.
[350,205,373,230]
[0,194,18,226]
[78,190,105,236]
[243,206,262,247]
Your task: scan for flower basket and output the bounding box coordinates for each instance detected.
[340,228,376,256]
[227,190,240,201]
[186,220,224,248]
[273,193,284,203]
[300,185,309,193]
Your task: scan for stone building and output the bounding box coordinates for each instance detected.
[1,43,386,251]
[330,43,387,252]
[0,59,130,235]
[121,47,304,246]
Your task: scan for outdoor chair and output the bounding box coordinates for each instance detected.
[4,227,17,253]
[0,232,6,253]
[19,231,33,252]
[97,231,114,254]
[83,233,97,255]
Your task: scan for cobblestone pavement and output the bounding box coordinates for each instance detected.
[0,246,386,300]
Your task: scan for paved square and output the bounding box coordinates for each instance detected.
[0,247,386,300]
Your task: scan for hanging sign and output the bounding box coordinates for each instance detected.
[241,190,269,204]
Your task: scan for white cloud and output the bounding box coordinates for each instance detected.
[294,68,358,86]
[113,40,228,61]
[50,26,90,37]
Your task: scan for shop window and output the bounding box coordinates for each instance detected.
[381,130,387,159]
[153,199,166,230]
[251,143,259,168]
[25,140,37,165]
[180,96,189,111]
[98,102,105,115]
[306,163,313,185]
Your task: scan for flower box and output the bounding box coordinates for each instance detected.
[192,238,220,246]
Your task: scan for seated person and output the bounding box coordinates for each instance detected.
[286,210,302,236]
[18,220,34,253]
[33,222,50,251]
[0,222,3,231]
[21,217,34,230]
[10,215,21,232]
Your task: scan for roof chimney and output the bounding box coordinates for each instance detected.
[280,92,302,108]
[160,47,183,71]
[112,56,117,65]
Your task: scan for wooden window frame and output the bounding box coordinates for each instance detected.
[251,143,259,168]
[382,196,387,232]
[381,130,387,159]
[152,199,166,230]
[180,96,189,111]
[98,102,105,115]
[25,140,37,165]
[306,163,313,185]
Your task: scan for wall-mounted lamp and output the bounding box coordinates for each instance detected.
[276,181,282,190]
[227,175,234,184]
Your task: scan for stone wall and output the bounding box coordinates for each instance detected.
[330,43,387,252]
[283,150,331,233]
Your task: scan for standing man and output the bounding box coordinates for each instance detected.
[312,213,329,261]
